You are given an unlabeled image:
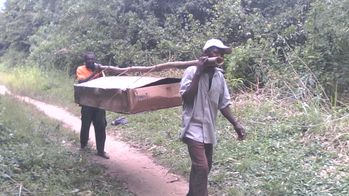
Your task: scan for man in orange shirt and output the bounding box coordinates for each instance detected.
[76,52,109,159]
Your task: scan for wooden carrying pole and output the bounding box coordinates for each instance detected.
[98,57,223,74]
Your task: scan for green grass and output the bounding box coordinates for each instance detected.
[107,94,349,195]
[0,95,133,195]
[1,64,349,195]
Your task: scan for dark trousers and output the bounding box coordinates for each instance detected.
[184,137,213,196]
[80,106,106,153]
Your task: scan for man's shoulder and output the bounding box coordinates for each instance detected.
[184,66,197,73]
[76,65,90,74]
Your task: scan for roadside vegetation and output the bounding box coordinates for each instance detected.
[115,86,349,195]
[1,62,348,195]
[1,0,349,195]
[0,90,134,195]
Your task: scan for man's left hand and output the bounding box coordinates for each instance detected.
[94,63,103,71]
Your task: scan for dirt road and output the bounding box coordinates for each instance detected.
[0,85,188,196]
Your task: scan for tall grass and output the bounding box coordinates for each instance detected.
[0,63,79,114]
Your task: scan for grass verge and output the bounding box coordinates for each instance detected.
[0,95,134,195]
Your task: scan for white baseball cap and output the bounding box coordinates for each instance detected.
[203,38,232,54]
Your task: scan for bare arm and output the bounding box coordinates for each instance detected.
[220,106,246,140]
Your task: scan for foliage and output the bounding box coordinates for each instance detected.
[0,0,348,101]
[225,38,276,90]
[299,0,349,102]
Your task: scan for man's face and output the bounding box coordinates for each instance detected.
[207,47,224,58]
[85,54,96,68]
[204,47,225,70]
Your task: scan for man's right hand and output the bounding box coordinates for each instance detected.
[196,56,209,74]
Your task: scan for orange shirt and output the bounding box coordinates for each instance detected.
[76,65,102,81]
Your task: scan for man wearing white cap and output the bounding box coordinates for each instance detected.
[179,38,246,196]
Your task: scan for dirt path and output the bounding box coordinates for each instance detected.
[0,85,188,196]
